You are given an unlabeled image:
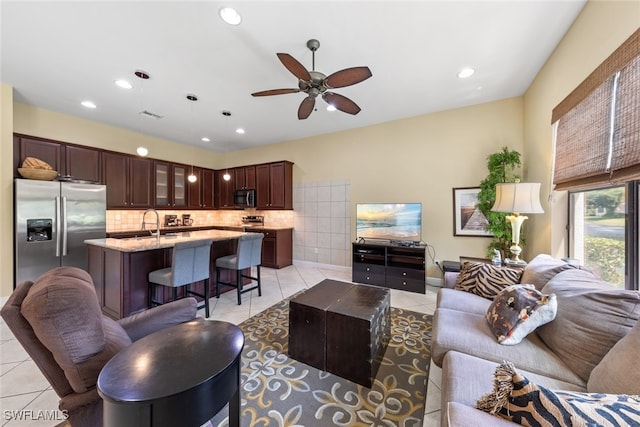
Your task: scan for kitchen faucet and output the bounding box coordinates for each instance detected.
[141,209,160,241]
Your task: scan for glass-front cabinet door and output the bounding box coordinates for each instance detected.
[155,162,170,207]
[154,162,187,207]
[173,165,186,207]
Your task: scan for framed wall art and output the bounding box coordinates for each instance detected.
[452,187,493,237]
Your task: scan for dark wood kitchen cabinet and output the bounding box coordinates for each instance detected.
[234,165,256,190]
[185,167,216,209]
[257,228,292,268]
[103,152,153,208]
[216,169,234,209]
[155,162,187,208]
[255,161,293,210]
[201,168,215,208]
[187,166,203,209]
[15,135,101,182]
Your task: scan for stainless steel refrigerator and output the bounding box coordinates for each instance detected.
[14,179,106,286]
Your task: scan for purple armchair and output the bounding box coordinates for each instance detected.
[1,267,198,427]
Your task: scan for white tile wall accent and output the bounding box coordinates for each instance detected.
[293,180,351,267]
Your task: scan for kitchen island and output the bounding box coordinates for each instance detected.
[85,229,249,319]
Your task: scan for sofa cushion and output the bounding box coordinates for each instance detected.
[432,307,585,386]
[20,267,132,393]
[441,351,586,427]
[437,287,492,315]
[454,262,522,300]
[476,361,640,426]
[588,320,640,395]
[519,254,583,290]
[538,268,640,383]
[485,285,557,345]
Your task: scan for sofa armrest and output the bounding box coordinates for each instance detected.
[117,297,198,342]
[443,271,459,289]
[446,402,518,427]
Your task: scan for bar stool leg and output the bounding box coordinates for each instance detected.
[216,268,221,298]
[257,265,262,296]
[204,278,210,317]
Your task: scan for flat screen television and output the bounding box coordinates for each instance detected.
[356,203,422,242]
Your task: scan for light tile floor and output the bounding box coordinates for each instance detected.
[1,263,442,427]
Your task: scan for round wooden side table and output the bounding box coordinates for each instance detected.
[98,319,244,427]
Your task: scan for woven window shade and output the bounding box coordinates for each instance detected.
[553,76,613,190]
[611,54,640,183]
[552,29,640,191]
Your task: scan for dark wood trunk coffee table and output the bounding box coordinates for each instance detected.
[288,279,391,387]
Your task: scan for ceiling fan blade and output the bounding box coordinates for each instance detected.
[322,92,361,115]
[324,66,372,89]
[251,88,300,97]
[298,96,315,120]
[277,53,311,82]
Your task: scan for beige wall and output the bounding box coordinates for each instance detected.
[12,103,221,168]
[1,84,14,299]
[225,97,524,274]
[523,0,640,259]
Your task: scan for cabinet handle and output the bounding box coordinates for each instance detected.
[402,281,407,285]
[402,272,407,276]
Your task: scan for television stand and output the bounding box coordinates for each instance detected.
[352,241,426,294]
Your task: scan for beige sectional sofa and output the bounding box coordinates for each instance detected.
[431,254,640,427]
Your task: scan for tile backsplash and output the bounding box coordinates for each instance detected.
[106,209,294,232]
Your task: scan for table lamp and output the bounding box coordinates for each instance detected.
[491,182,544,264]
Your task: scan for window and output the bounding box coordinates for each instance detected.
[569,184,630,288]
[553,30,639,290]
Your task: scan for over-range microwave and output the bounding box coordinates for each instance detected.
[233,189,256,208]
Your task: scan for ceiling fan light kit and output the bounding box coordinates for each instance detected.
[251,39,372,120]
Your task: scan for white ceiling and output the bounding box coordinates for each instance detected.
[1,1,586,153]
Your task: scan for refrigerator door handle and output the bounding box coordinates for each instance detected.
[55,196,61,257]
[62,196,68,256]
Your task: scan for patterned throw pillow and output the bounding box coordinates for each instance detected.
[454,262,522,300]
[485,284,557,345]
[476,361,640,426]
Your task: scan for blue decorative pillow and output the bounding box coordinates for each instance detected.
[477,361,640,426]
[485,284,557,345]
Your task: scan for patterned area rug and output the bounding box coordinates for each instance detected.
[209,297,432,427]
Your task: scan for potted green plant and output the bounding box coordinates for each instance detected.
[477,147,522,258]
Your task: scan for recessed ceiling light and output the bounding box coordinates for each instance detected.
[136,146,148,156]
[201,137,210,142]
[326,105,336,112]
[457,68,475,79]
[236,128,245,134]
[115,79,132,89]
[220,7,241,25]
[81,101,96,109]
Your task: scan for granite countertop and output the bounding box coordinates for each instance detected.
[107,224,294,236]
[85,229,248,253]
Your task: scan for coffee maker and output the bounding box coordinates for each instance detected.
[165,215,178,227]
[182,214,193,226]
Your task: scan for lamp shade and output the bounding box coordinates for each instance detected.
[491,182,544,214]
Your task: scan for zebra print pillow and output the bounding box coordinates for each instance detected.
[454,262,522,300]
[476,361,640,426]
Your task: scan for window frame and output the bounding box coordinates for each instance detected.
[568,180,639,290]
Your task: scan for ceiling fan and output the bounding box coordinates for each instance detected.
[251,39,372,120]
